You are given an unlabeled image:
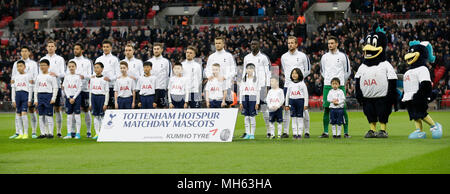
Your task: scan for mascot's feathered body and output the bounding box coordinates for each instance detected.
[355,24,398,138]
[401,40,443,139]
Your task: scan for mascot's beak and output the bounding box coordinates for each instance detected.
[363,44,383,59]
[404,52,420,65]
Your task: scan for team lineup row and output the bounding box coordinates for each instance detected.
[8,33,443,140]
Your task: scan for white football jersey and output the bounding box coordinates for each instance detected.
[355,61,397,98]
[136,75,156,96]
[402,66,431,102]
[320,50,351,86]
[12,73,32,92]
[34,73,58,102]
[148,55,171,90]
[205,78,226,101]
[62,73,82,98]
[327,88,346,108]
[285,81,308,106]
[69,56,92,92]
[114,76,135,98]
[266,88,285,111]
[239,77,260,104]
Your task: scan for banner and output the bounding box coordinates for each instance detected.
[98,108,238,142]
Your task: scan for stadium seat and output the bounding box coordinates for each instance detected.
[1,39,9,46]
[445,90,450,95]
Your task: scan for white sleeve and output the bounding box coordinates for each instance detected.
[354,65,363,79]
[58,58,66,79]
[104,85,109,106]
[85,60,93,82]
[302,83,308,106]
[114,79,119,92]
[72,78,82,99]
[320,56,325,74]
[285,87,290,106]
[11,86,16,103]
[264,56,271,86]
[51,77,58,101]
[327,91,334,103]
[112,58,120,82]
[340,90,346,106]
[168,78,172,103]
[256,84,260,105]
[385,62,397,80]
[239,84,243,103]
[418,67,431,82]
[185,79,190,102]
[343,54,351,81]
[303,53,311,78]
[34,82,38,102]
[229,54,237,79]
[11,62,17,80]
[205,57,213,78]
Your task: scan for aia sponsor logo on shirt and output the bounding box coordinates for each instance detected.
[270,98,280,103]
[120,86,130,91]
[67,84,77,89]
[210,87,220,91]
[291,90,301,96]
[93,85,102,90]
[363,79,377,86]
[244,86,255,92]
[172,85,183,90]
[142,84,153,89]
[17,82,27,87]
[39,82,47,87]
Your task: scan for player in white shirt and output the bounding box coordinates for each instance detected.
[401,41,442,139]
[136,61,157,109]
[34,59,58,139]
[95,40,120,109]
[205,36,237,106]
[62,61,82,139]
[69,43,93,138]
[182,46,203,108]
[40,40,66,138]
[114,61,136,109]
[327,78,346,138]
[205,63,227,108]
[319,36,351,138]
[243,39,272,138]
[266,77,285,139]
[239,63,260,140]
[121,44,143,93]
[285,68,309,139]
[147,43,171,108]
[11,46,39,139]
[168,63,190,109]
[89,62,110,140]
[280,36,311,138]
[10,60,33,139]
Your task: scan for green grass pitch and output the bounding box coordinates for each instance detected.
[0,111,449,174]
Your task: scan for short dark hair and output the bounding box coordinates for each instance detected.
[68,60,77,66]
[74,43,84,49]
[290,68,304,82]
[327,36,338,43]
[186,45,197,54]
[244,63,256,82]
[39,59,50,66]
[331,77,340,85]
[94,62,104,68]
[119,61,128,68]
[17,60,26,65]
[143,61,153,67]
[21,46,30,51]
[102,39,113,46]
[173,62,182,67]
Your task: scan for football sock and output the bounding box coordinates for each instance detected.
[55,111,62,134]
[39,115,47,135]
[415,119,423,131]
[337,125,342,136]
[30,112,37,134]
[244,116,250,135]
[423,115,435,127]
[261,104,270,134]
[17,115,23,135]
[297,117,304,136]
[21,115,29,135]
[370,122,376,131]
[67,114,73,135]
[277,122,282,136]
[75,114,81,134]
[332,125,337,136]
[323,108,330,134]
[380,123,387,131]
[292,117,298,135]
[46,116,54,135]
[303,110,310,134]
[269,122,275,135]
[250,116,256,135]
[283,109,290,134]
[85,111,92,134]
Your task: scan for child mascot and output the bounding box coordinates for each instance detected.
[401,40,443,139]
[355,23,398,138]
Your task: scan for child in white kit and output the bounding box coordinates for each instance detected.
[266,77,285,139]
[327,77,346,138]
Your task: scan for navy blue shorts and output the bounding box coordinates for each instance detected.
[209,100,222,108]
[117,96,133,109]
[189,93,201,108]
[65,95,81,114]
[269,107,283,123]
[15,91,29,113]
[140,95,155,109]
[330,108,345,125]
[155,89,167,108]
[80,91,90,109]
[362,97,392,123]
[91,94,105,116]
[405,100,428,121]
[37,93,53,116]
[54,88,63,107]
[171,95,186,108]
[289,98,304,117]
[241,95,257,116]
